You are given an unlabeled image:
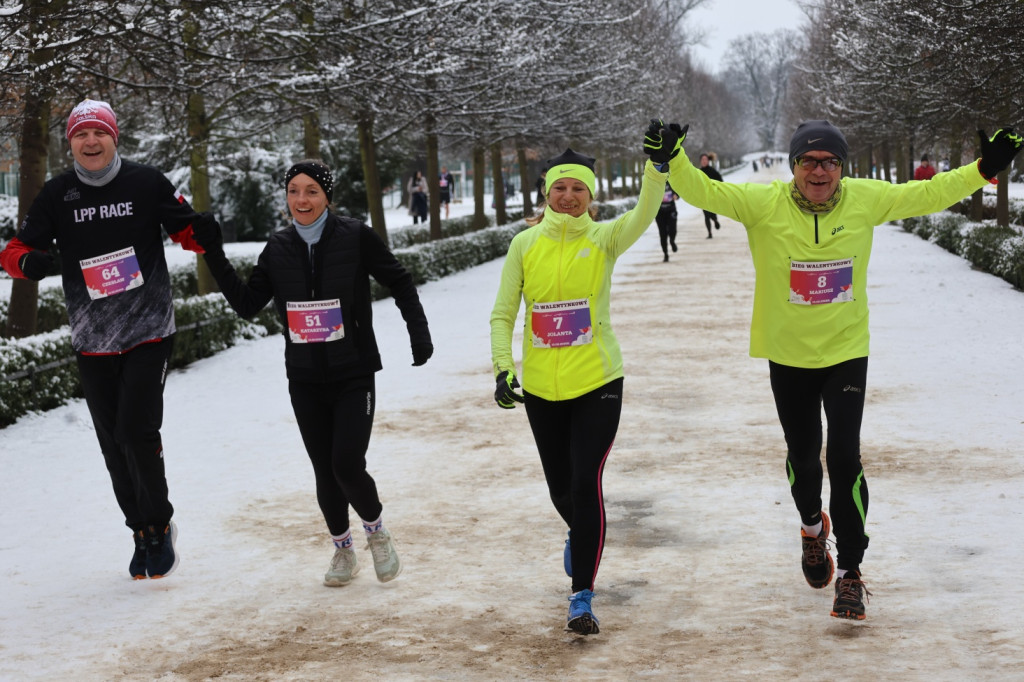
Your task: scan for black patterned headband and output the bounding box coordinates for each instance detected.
[285,161,333,199]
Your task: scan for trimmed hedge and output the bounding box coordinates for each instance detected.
[0,200,633,426]
[899,199,1024,290]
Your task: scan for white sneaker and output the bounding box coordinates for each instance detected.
[366,528,402,583]
[324,546,359,587]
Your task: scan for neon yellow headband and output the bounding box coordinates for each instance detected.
[546,163,596,197]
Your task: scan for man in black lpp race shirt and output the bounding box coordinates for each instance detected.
[1,99,212,581]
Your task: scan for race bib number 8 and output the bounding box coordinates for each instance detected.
[79,247,144,300]
[531,298,593,348]
[789,258,854,305]
[287,299,344,343]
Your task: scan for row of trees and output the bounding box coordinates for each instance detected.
[791,1,1023,200]
[3,0,1023,339]
[2,0,735,337]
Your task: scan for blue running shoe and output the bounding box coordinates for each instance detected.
[129,530,147,580]
[145,521,178,579]
[563,532,572,577]
[567,589,600,635]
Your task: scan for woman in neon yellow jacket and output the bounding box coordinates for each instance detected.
[655,119,1022,622]
[490,143,670,635]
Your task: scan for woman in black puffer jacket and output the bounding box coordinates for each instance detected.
[197,159,432,588]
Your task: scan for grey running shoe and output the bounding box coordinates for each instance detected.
[366,528,402,583]
[324,546,359,587]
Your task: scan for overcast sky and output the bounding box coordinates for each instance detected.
[689,0,806,72]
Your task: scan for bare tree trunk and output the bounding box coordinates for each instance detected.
[181,4,218,295]
[5,87,51,338]
[604,155,614,200]
[948,122,963,168]
[490,140,506,226]
[971,129,984,221]
[472,142,487,230]
[356,111,387,244]
[426,124,441,240]
[882,140,892,183]
[296,3,319,160]
[5,0,60,339]
[186,89,219,295]
[996,169,1009,227]
[894,138,908,184]
[302,111,321,159]
[517,139,532,216]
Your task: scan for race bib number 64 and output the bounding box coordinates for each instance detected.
[79,247,144,300]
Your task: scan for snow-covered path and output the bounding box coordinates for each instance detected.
[2,161,1023,680]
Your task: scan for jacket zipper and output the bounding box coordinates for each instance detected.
[814,214,819,245]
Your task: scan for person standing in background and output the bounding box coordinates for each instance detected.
[407,170,428,224]
[439,166,456,218]
[914,155,937,180]
[655,182,678,261]
[698,153,723,238]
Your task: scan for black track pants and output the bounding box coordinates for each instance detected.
[769,357,870,571]
[77,337,175,531]
[288,375,382,535]
[655,214,677,256]
[524,378,623,593]
[703,210,719,236]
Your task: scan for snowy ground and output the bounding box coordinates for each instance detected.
[2,160,1023,681]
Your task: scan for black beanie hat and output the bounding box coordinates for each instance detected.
[789,120,849,165]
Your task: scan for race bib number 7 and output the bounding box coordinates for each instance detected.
[531,298,593,348]
[287,299,344,343]
[79,247,144,300]
[789,258,853,305]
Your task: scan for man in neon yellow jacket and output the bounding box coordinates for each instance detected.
[649,119,1022,621]
[490,142,670,635]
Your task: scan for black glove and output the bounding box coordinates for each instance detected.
[19,250,53,281]
[494,370,524,409]
[643,120,687,165]
[412,342,433,366]
[191,212,223,253]
[978,128,1023,180]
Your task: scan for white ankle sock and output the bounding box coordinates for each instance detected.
[332,530,353,549]
[802,520,823,537]
[362,516,384,535]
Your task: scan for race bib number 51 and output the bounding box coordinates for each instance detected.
[789,258,853,305]
[531,298,593,348]
[287,299,344,343]
[79,247,144,300]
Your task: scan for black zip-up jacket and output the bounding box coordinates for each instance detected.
[203,214,431,383]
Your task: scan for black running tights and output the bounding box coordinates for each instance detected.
[288,375,382,535]
[524,378,623,593]
[769,358,870,572]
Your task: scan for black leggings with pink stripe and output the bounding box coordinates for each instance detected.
[524,378,623,593]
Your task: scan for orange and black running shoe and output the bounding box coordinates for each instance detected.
[801,510,834,589]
